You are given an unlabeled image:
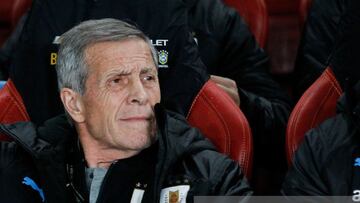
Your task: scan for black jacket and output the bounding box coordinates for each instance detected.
[293,0,360,98]
[0,106,252,203]
[282,91,360,197]
[294,0,344,97]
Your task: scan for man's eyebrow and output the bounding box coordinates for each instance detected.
[140,67,156,74]
[103,69,131,79]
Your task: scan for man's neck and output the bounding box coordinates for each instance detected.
[77,127,140,168]
[82,144,139,168]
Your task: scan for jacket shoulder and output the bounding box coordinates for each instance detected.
[304,113,354,159]
[282,113,355,195]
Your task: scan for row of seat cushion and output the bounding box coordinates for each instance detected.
[0,66,342,177]
[0,78,254,178]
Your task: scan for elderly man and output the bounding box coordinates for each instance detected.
[0,19,251,203]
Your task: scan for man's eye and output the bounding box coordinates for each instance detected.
[112,78,121,83]
[144,76,153,81]
[143,75,156,81]
[108,77,126,88]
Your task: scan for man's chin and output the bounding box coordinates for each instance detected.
[127,139,153,153]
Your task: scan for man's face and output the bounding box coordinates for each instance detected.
[79,38,160,153]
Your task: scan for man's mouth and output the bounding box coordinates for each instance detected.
[119,115,153,122]
[120,116,150,121]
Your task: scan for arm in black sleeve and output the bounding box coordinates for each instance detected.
[213,157,253,196]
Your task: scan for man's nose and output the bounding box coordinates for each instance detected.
[128,78,148,105]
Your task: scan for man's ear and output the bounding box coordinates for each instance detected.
[60,88,85,123]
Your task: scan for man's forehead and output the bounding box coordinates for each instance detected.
[86,38,151,55]
[85,39,155,68]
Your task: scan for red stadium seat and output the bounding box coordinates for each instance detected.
[298,0,313,30]
[0,79,30,141]
[0,0,32,46]
[286,67,342,165]
[223,0,269,48]
[187,80,253,179]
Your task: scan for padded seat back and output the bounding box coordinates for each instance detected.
[0,79,30,141]
[187,80,253,178]
[286,67,342,165]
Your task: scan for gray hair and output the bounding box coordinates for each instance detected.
[56,18,158,95]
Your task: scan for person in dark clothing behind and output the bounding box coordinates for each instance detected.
[0,12,28,80]
[186,0,292,194]
[0,18,252,203]
[293,0,353,99]
[282,0,360,199]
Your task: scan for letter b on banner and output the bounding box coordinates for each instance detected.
[50,53,57,65]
